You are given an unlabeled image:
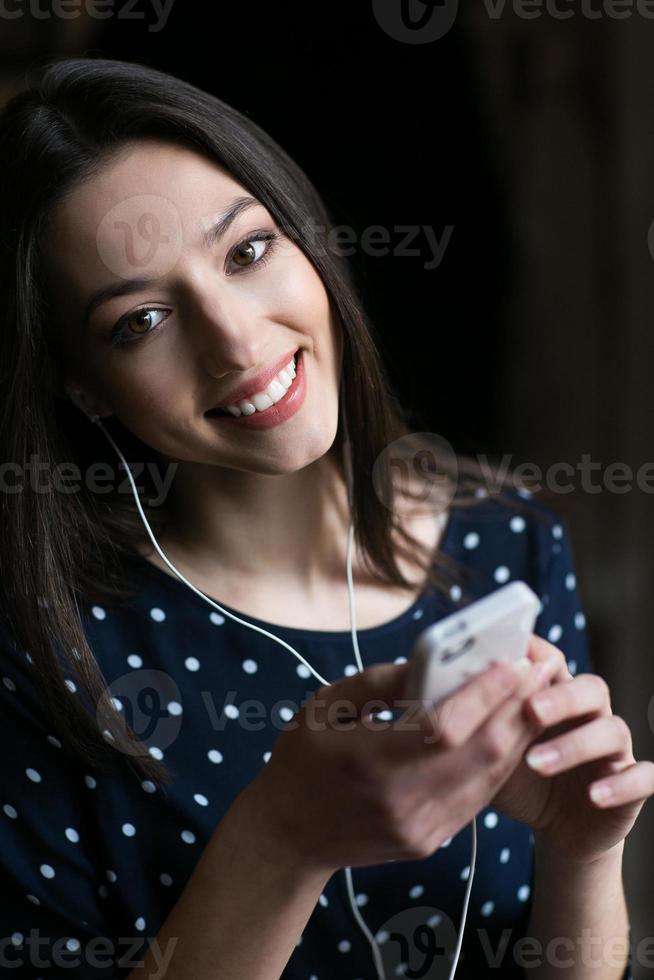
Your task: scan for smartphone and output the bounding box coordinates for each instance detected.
[404,581,541,706]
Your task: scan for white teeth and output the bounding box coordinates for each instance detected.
[251,390,275,411]
[267,378,288,404]
[223,355,298,417]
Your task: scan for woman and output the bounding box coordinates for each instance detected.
[0,56,649,979]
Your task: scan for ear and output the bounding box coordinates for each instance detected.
[64,387,112,420]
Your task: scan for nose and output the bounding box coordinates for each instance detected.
[182,264,270,379]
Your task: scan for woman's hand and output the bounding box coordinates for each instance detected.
[241,655,562,876]
[490,635,654,865]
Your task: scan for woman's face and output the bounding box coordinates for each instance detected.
[43,138,344,476]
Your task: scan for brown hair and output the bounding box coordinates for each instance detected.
[0,56,539,790]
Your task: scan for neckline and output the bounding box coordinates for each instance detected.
[132,509,457,642]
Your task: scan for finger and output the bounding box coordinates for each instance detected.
[588,760,654,807]
[308,661,412,723]
[525,671,611,727]
[524,714,632,775]
[385,659,525,756]
[526,635,573,684]
[464,654,564,769]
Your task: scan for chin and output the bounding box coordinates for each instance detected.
[244,416,339,475]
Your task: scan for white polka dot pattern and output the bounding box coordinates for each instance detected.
[0,493,633,980]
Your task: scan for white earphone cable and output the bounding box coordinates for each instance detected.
[80,406,474,980]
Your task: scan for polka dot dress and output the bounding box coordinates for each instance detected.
[0,491,634,978]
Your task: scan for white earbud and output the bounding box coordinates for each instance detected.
[66,389,100,424]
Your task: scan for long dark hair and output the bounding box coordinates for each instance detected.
[0,56,538,790]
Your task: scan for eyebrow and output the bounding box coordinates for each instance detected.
[82,195,261,330]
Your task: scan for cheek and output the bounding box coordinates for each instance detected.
[127,372,186,417]
[273,253,333,333]
[104,359,195,443]
[106,339,193,406]
[109,382,196,461]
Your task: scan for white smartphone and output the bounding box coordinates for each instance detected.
[404,581,541,706]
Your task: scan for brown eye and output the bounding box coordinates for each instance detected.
[229,235,275,272]
[232,241,259,268]
[110,307,171,348]
[126,310,154,335]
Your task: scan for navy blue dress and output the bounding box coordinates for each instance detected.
[0,490,634,978]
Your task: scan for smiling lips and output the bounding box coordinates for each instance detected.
[206,348,299,414]
[205,349,306,429]
[210,353,298,417]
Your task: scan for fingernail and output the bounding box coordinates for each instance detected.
[511,657,532,679]
[525,746,560,770]
[589,783,613,804]
[533,655,559,684]
[530,694,553,722]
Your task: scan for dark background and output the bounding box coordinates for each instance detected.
[2,1,654,969]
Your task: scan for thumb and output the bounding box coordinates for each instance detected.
[303,660,412,722]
